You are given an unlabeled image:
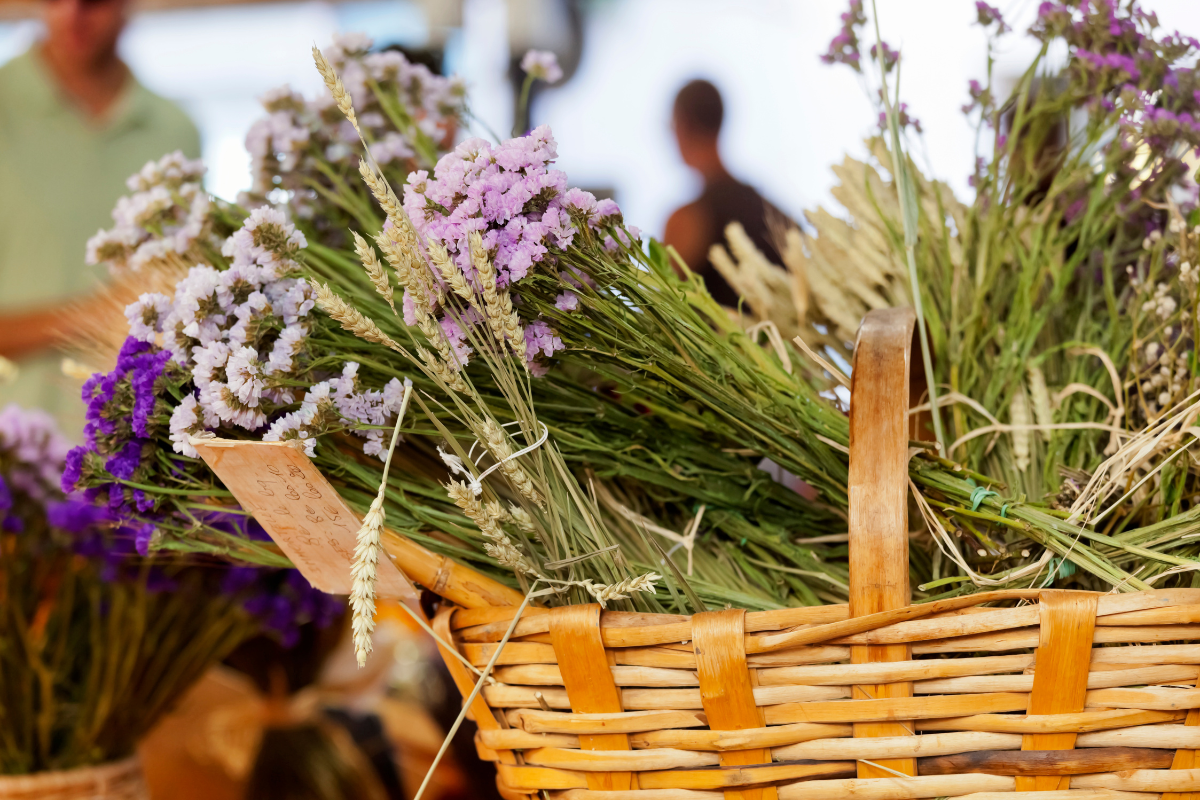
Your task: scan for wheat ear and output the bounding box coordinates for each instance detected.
[312,46,360,133]
[352,231,395,314]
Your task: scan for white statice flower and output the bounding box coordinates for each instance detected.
[263,381,335,455]
[382,377,412,414]
[271,280,315,324]
[129,239,174,272]
[209,382,267,429]
[85,226,140,269]
[125,292,174,342]
[170,188,211,254]
[107,158,419,464]
[226,346,266,406]
[327,31,373,66]
[169,394,205,458]
[245,34,463,206]
[267,324,307,375]
[264,407,319,456]
[176,265,224,325]
[161,308,194,367]
[363,50,405,82]
[224,207,307,279]
[126,150,204,193]
[191,341,231,389]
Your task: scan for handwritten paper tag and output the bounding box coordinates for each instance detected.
[193,436,418,602]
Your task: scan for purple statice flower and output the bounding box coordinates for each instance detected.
[0,404,73,503]
[974,1,1010,33]
[878,102,923,134]
[46,497,112,534]
[0,475,11,513]
[133,488,155,513]
[963,79,994,117]
[133,521,157,556]
[1031,1,1074,42]
[520,49,563,84]
[869,41,899,74]
[820,0,866,71]
[404,125,619,285]
[1076,49,1141,83]
[62,447,86,493]
[222,566,342,648]
[105,439,143,481]
[402,125,627,373]
[131,349,174,437]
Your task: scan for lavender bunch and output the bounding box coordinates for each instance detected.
[85,151,242,276]
[0,405,271,774]
[243,32,464,240]
[401,125,637,375]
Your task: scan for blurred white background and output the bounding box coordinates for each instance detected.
[3,0,1200,237]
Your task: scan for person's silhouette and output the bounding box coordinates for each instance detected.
[663,79,782,307]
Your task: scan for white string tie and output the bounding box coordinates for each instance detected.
[440,423,550,497]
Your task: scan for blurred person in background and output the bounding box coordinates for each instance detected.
[663,79,782,308]
[0,0,199,428]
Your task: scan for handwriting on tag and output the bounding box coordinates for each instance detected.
[193,437,417,601]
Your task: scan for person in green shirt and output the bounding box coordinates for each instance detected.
[0,0,200,432]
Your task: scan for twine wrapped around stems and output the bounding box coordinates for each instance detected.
[0,756,148,800]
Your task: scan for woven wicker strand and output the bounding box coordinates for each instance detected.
[0,757,148,800]
[371,308,1200,800]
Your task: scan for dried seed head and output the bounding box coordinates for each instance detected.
[417,345,469,394]
[349,492,385,666]
[358,157,403,220]
[353,231,395,314]
[1010,386,1031,472]
[310,279,403,353]
[429,237,474,301]
[468,233,527,366]
[312,46,359,133]
[445,480,537,575]
[480,418,543,506]
[582,572,661,607]
[1027,366,1052,442]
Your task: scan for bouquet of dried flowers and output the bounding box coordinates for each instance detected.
[68,2,1200,627]
[716,0,1200,594]
[0,403,338,774]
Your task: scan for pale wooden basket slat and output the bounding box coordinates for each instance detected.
[373,308,1200,800]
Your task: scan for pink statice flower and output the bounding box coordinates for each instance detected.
[402,125,633,376]
[520,50,563,84]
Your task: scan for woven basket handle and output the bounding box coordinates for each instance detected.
[848,307,922,618]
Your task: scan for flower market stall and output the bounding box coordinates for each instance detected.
[18,0,1200,797]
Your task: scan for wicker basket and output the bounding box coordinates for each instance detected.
[0,757,149,800]
[380,308,1200,800]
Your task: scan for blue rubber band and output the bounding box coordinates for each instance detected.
[1000,503,1010,518]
